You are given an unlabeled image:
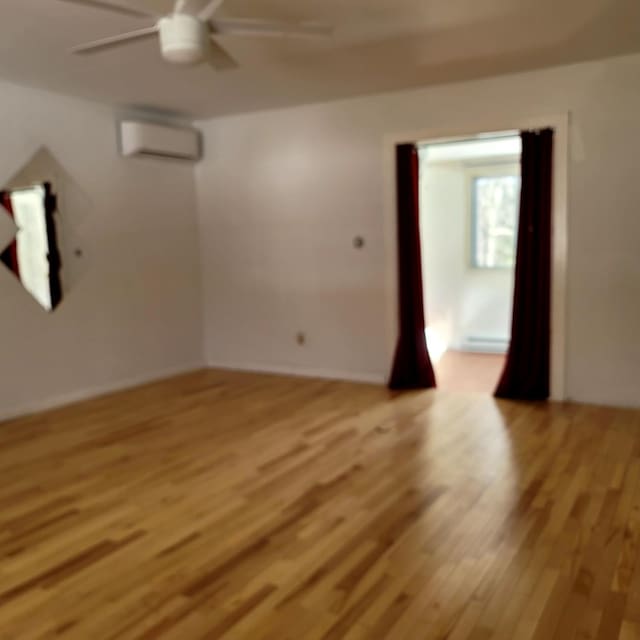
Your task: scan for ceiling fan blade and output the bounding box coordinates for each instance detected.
[199,0,226,21]
[211,18,333,39]
[71,25,158,54]
[206,38,239,70]
[57,0,158,19]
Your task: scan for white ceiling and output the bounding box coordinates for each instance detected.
[0,0,639,118]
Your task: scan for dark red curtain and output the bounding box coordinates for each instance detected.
[495,129,553,400]
[43,184,63,309]
[0,191,20,278]
[388,144,437,390]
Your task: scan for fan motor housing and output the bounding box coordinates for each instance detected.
[159,14,207,65]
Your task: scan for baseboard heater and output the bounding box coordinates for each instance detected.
[460,336,509,354]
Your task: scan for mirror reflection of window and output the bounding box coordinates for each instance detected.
[0,183,63,311]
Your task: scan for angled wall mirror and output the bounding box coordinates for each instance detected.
[0,148,89,312]
[1,184,62,311]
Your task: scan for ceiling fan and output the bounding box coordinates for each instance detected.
[62,0,333,70]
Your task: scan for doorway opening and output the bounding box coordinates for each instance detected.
[418,133,522,393]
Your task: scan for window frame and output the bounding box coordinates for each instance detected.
[467,163,521,271]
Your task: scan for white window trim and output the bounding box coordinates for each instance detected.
[467,163,520,270]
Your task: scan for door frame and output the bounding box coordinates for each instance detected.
[383,113,569,401]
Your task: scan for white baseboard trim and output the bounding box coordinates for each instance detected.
[207,360,387,385]
[0,360,386,424]
[0,361,205,424]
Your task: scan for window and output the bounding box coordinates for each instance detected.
[471,175,521,269]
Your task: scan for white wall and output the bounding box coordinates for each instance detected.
[419,163,468,350]
[419,157,516,353]
[0,80,203,420]
[196,53,640,408]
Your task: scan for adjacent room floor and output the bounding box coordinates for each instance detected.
[0,370,639,639]
[434,350,506,394]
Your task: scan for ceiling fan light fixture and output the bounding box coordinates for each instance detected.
[63,0,332,70]
[158,14,206,65]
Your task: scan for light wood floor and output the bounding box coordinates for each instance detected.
[434,350,506,394]
[1,370,639,639]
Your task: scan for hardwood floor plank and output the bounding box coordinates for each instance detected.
[0,369,638,638]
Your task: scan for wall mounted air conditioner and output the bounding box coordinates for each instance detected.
[119,120,201,161]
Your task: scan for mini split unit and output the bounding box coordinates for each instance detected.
[119,121,201,162]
